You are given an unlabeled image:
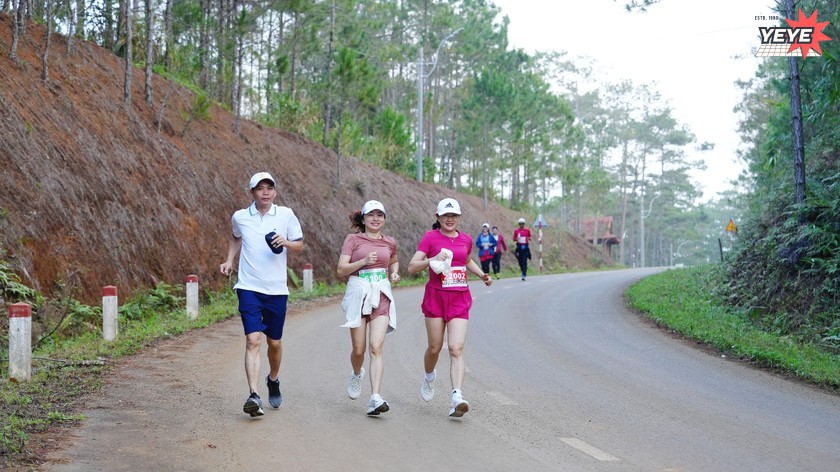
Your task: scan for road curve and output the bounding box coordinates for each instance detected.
[47,268,840,471]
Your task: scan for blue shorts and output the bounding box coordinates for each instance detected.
[237,289,288,340]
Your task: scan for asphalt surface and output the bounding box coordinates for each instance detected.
[46,268,840,471]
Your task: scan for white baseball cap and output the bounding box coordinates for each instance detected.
[436,198,461,215]
[362,200,386,215]
[518,217,526,224]
[249,172,276,190]
[482,223,490,228]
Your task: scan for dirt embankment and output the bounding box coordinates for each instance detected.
[0,13,610,305]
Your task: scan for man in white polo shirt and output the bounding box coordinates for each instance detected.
[220,172,304,417]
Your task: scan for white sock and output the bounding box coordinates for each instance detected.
[425,371,436,382]
[452,388,461,397]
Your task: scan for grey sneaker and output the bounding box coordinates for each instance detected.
[366,394,389,416]
[266,374,283,408]
[347,367,365,400]
[449,391,469,417]
[420,370,436,402]
[243,392,264,417]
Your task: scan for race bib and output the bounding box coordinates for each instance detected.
[440,266,468,288]
[517,236,527,244]
[358,268,387,283]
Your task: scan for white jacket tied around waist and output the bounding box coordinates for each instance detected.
[341,276,396,334]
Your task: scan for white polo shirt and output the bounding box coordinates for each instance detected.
[231,202,303,295]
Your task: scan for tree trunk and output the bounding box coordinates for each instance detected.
[289,10,298,101]
[618,140,629,266]
[234,2,243,135]
[144,0,153,105]
[785,0,806,213]
[198,0,209,90]
[65,0,74,54]
[123,0,132,110]
[41,0,52,81]
[276,10,284,94]
[103,0,113,50]
[333,112,343,193]
[229,0,239,114]
[215,0,227,103]
[116,0,126,52]
[10,0,21,60]
[639,153,648,268]
[511,161,520,208]
[76,0,85,41]
[481,126,488,210]
[322,0,335,146]
[163,0,172,69]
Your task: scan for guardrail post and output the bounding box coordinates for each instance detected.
[9,303,32,381]
[102,286,118,342]
[186,274,199,320]
[303,263,313,293]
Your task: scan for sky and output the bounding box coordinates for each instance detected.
[490,0,781,201]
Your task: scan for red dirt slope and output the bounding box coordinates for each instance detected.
[0,14,610,304]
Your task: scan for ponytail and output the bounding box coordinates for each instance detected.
[348,211,366,233]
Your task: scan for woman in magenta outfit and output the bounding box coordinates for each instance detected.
[408,198,492,418]
[337,200,400,416]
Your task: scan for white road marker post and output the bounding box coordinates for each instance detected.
[186,274,199,320]
[303,263,313,294]
[9,303,32,381]
[102,285,118,342]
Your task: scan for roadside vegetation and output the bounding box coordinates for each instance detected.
[628,265,840,389]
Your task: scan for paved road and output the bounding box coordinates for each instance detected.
[47,269,840,471]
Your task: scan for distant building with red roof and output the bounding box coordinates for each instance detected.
[576,216,621,258]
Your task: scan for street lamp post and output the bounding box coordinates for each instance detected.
[639,192,660,268]
[673,240,691,266]
[416,28,463,181]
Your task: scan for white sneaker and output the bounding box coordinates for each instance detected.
[366,394,389,415]
[449,391,469,417]
[347,367,365,400]
[420,370,436,402]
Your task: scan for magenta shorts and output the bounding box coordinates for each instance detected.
[421,285,472,322]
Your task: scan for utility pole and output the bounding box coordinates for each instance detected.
[416,28,463,182]
[416,45,424,181]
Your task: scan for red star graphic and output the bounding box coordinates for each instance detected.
[785,9,832,58]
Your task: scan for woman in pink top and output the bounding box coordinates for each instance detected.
[408,198,492,418]
[337,200,400,415]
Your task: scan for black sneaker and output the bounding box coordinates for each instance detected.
[243,392,264,417]
[266,374,283,408]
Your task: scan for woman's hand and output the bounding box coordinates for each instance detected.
[390,272,401,284]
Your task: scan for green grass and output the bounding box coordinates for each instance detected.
[627,265,840,388]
